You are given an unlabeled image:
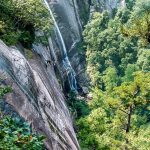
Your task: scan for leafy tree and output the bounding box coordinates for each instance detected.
[77,72,150,150]
[125,0,136,10]
[137,48,150,71]
[67,92,90,119]
[0,116,45,150]
[123,0,150,45]
[0,84,45,149]
[102,67,119,91]
[122,64,138,82]
[128,125,150,150]
[0,0,51,31]
[0,0,52,47]
[84,10,137,88]
[0,86,12,97]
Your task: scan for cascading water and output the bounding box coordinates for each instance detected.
[43,0,77,92]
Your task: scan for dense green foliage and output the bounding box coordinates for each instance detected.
[77,72,150,150]
[0,86,45,149]
[67,92,90,119]
[0,0,52,47]
[76,0,150,149]
[0,117,45,150]
[84,10,139,87]
[0,86,12,97]
[123,0,150,45]
[84,0,150,88]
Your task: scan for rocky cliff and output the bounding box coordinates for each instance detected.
[0,40,80,149]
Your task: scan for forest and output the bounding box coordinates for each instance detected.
[76,0,150,149]
[0,0,150,150]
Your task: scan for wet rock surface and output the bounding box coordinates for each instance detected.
[46,0,89,90]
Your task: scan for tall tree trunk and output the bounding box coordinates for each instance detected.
[126,105,133,133]
[124,105,133,150]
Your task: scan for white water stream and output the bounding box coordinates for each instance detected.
[43,0,77,91]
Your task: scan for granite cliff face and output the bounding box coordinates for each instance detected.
[0,40,80,149]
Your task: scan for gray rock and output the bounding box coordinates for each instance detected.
[82,86,89,95]
[0,40,80,150]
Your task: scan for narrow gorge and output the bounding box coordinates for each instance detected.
[0,0,150,150]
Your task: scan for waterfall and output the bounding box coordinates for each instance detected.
[43,0,77,92]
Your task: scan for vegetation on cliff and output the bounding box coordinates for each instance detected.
[0,0,52,47]
[0,85,45,150]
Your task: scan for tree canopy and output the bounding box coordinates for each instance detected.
[76,0,150,149]
[0,0,52,47]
